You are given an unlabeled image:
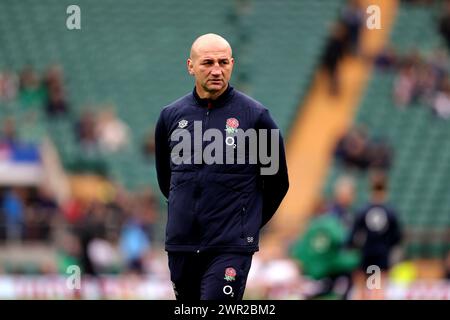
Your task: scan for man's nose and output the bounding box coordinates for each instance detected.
[211,65,222,76]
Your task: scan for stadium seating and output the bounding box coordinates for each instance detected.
[0,0,342,191]
[322,2,450,259]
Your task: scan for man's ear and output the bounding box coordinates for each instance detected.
[187,59,194,76]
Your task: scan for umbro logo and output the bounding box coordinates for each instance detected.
[178,119,188,128]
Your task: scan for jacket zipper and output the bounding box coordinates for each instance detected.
[193,106,211,238]
[205,108,210,130]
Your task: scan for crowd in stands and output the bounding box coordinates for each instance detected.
[0,70,17,102]
[373,47,450,119]
[439,0,450,51]
[334,125,393,172]
[12,64,70,118]
[1,2,448,300]
[0,117,42,166]
[315,0,450,299]
[0,63,160,277]
[75,107,131,155]
[0,184,159,276]
[290,172,404,299]
[0,65,137,155]
[321,0,364,95]
[366,0,450,120]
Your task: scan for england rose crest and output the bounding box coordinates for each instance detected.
[224,267,237,282]
[225,118,239,134]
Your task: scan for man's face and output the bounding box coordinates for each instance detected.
[188,45,234,95]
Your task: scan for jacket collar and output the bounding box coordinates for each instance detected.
[192,85,234,109]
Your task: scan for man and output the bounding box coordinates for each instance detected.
[348,171,402,299]
[155,33,289,300]
[328,175,355,230]
[291,201,360,300]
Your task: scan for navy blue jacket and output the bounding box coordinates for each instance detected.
[349,203,402,257]
[155,86,289,253]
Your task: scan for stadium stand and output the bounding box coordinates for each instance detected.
[0,0,343,276]
[0,0,449,300]
[0,0,342,192]
[322,2,450,259]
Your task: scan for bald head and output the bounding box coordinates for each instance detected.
[190,33,232,61]
[334,176,355,207]
[187,33,234,99]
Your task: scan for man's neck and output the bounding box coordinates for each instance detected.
[195,85,227,100]
[371,193,386,204]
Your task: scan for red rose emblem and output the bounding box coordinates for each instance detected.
[225,267,236,278]
[226,118,239,129]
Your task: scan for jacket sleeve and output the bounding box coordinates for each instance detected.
[257,109,289,228]
[155,110,171,199]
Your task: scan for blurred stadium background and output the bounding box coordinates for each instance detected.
[0,0,448,299]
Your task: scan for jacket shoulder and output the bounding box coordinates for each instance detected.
[233,90,268,113]
[160,93,193,116]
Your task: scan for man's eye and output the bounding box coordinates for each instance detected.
[220,60,229,65]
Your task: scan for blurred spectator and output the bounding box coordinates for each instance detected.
[62,197,84,224]
[328,176,356,229]
[75,110,99,152]
[394,62,417,107]
[87,237,120,274]
[391,48,450,116]
[19,112,46,145]
[119,211,151,275]
[23,187,59,242]
[348,171,402,299]
[415,61,437,105]
[18,66,46,111]
[43,64,70,117]
[429,49,449,83]
[23,206,49,242]
[335,126,393,172]
[75,201,108,276]
[340,0,364,55]
[43,64,64,90]
[335,125,370,171]
[103,185,129,233]
[142,129,156,159]
[374,46,398,71]
[321,22,347,95]
[439,0,450,50]
[96,108,130,153]
[137,188,158,242]
[1,188,25,243]
[55,230,81,274]
[0,118,18,145]
[291,205,360,299]
[45,83,69,117]
[367,137,393,171]
[445,251,450,279]
[432,76,450,119]
[0,70,18,102]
